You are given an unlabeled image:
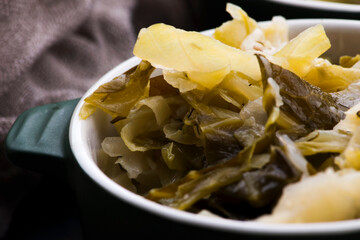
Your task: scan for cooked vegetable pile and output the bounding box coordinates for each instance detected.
[80,3,360,223]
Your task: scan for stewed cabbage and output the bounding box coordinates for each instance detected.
[80,3,360,222]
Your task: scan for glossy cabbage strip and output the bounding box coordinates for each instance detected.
[146,143,258,209]
[277,134,310,176]
[295,130,351,156]
[161,142,204,171]
[200,117,244,166]
[146,77,285,210]
[219,71,263,102]
[171,160,257,210]
[257,54,345,131]
[81,60,154,119]
[118,95,193,152]
[179,91,246,165]
[189,81,301,213]
[120,107,164,152]
[264,79,310,175]
[210,145,301,212]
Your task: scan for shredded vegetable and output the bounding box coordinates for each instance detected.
[80,3,360,223]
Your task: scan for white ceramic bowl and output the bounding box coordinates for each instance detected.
[69,19,360,237]
[265,0,360,13]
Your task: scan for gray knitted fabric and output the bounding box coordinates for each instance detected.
[0,0,202,237]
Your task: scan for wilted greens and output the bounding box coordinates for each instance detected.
[81,3,360,223]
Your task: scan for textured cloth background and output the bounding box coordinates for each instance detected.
[0,0,216,238]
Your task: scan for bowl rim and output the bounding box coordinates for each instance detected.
[265,0,360,12]
[69,18,360,236]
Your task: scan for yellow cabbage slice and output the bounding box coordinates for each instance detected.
[81,61,154,119]
[213,3,257,49]
[261,16,288,50]
[161,142,188,171]
[134,96,171,125]
[219,71,262,101]
[120,107,161,152]
[79,102,97,120]
[226,2,257,25]
[214,3,288,55]
[186,66,231,89]
[272,24,331,78]
[163,70,201,93]
[334,103,360,170]
[257,169,360,223]
[303,58,360,92]
[133,23,261,87]
[335,127,360,170]
[340,54,360,68]
[334,101,360,133]
[295,130,350,156]
[213,20,251,49]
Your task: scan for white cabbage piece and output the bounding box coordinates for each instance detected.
[256,169,360,223]
[120,100,168,152]
[277,134,310,176]
[334,101,360,133]
[220,71,263,101]
[295,130,351,156]
[102,136,181,193]
[214,3,288,54]
[261,16,288,52]
[333,103,360,170]
[331,81,360,108]
[163,70,202,93]
[335,127,360,170]
[96,148,137,192]
[101,137,151,179]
